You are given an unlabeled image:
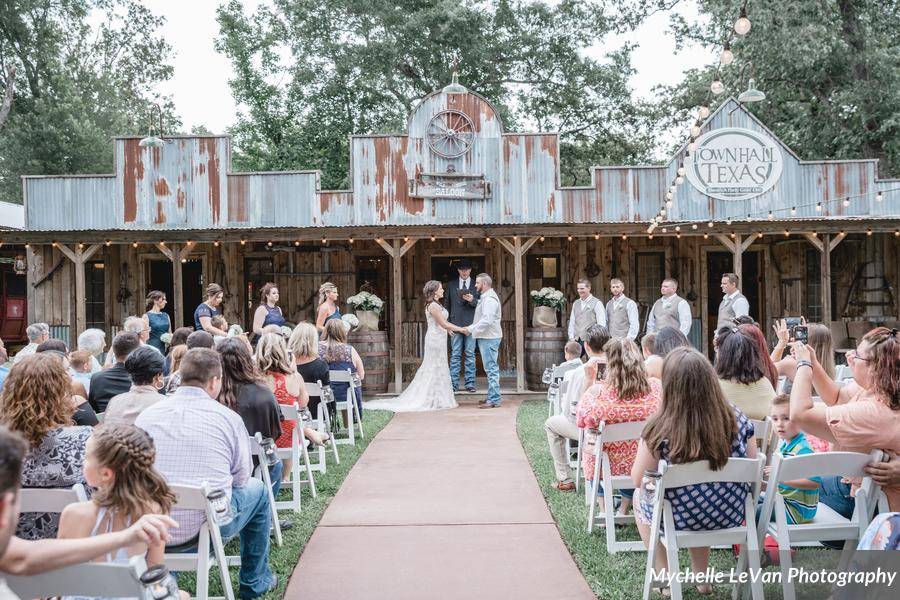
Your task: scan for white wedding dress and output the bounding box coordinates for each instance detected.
[364,302,457,412]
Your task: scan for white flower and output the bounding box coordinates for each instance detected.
[227,324,243,337]
[280,325,293,338]
[342,313,360,329]
[160,332,173,345]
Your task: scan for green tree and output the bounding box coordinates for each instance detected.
[216,0,658,188]
[655,0,900,177]
[0,0,178,204]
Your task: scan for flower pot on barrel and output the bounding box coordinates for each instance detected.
[346,292,389,394]
[525,288,567,391]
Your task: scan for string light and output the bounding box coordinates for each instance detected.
[322,237,327,244]
[677,233,682,239]
[720,41,734,65]
[698,105,710,120]
[708,221,714,228]
[710,76,725,95]
[703,233,709,239]
[77,243,84,250]
[757,232,764,239]
[349,237,354,244]
[458,237,463,243]
[790,207,797,216]
[666,200,673,208]
[567,235,573,241]
[294,240,300,246]
[403,236,409,242]
[662,228,668,233]
[675,226,681,232]
[594,233,600,240]
[675,175,684,185]
[660,208,666,216]
[666,191,673,201]
[734,5,752,36]
[876,192,883,202]
[213,240,220,247]
[691,224,698,230]
[842,197,850,207]
[105,240,111,246]
[677,165,685,177]
[840,231,847,237]
[539,236,545,242]
[430,235,436,242]
[866,228,873,236]
[648,234,654,240]
[621,234,627,240]
[51,241,57,247]
[726,219,732,226]
[687,140,697,153]
[895,230,899,237]
[240,239,246,245]
[485,236,491,243]
[730,232,736,239]
[767,211,774,220]
[811,231,818,237]
[784,230,790,237]
[24,243,30,249]
[815,202,822,212]
[690,123,701,138]
[267,241,273,247]
[186,240,192,246]
[132,242,138,248]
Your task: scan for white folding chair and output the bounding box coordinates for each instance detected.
[163,483,235,600]
[756,451,880,600]
[248,433,282,546]
[6,555,148,599]
[586,420,647,552]
[775,375,787,394]
[19,483,87,513]
[547,362,580,416]
[642,456,766,600]
[749,417,777,465]
[329,369,364,444]
[304,380,341,470]
[274,401,319,514]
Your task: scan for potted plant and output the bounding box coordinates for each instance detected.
[529,287,566,328]
[346,291,384,331]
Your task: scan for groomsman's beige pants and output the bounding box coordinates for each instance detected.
[544,415,579,482]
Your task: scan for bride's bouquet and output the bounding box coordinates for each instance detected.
[529,287,566,311]
[227,323,244,337]
[347,291,384,315]
[341,313,360,333]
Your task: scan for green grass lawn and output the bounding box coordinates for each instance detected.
[516,399,836,600]
[179,409,393,599]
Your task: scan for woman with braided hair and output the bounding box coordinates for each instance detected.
[57,423,187,598]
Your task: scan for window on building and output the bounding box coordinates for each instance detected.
[85,261,106,331]
[804,249,822,322]
[356,256,389,328]
[634,252,665,308]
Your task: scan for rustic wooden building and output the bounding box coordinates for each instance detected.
[4,79,899,391]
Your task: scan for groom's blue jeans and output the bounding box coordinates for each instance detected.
[449,331,477,390]
[477,337,502,405]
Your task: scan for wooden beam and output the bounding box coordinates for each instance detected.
[496,237,515,255]
[821,234,833,325]
[374,238,395,257]
[156,243,190,328]
[829,232,846,252]
[397,237,418,258]
[498,237,539,392]
[801,233,824,253]
[713,234,736,253]
[53,243,101,338]
[740,235,756,253]
[390,239,403,393]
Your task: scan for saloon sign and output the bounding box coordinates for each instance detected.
[685,128,783,201]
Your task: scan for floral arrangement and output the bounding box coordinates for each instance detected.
[160,332,173,345]
[530,287,566,311]
[347,291,384,315]
[280,325,293,339]
[341,313,360,331]
[227,323,244,337]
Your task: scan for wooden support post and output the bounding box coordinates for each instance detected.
[376,237,418,394]
[713,234,753,283]
[155,243,192,329]
[498,236,539,392]
[55,243,102,338]
[801,233,845,325]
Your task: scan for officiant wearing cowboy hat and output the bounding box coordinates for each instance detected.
[444,259,480,392]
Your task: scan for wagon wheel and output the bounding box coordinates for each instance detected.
[427,110,475,158]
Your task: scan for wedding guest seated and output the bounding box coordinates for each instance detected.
[35,343,98,427]
[76,328,106,373]
[631,348,758,594]
[653,326,691,357]
[163,326,193,376]
[12,323,49,364]
[57,424,187,599]
[771,320,835,394]
[715,325,776,420]
[103,316,157,368]
[0,353,92,540]
[789,328,900,517]
[763,394,821,524]
[561,341,584,369]
[164,344,188,394]
[186,330,215,350]
[577,338,661,514]
[544,325,609,492]
[217,338,285,494]
[135,348,277,599]
[740,323,780,390]
[104,346,167,426]
[289,323,331,421]
[0,426,177,586]
[89,332,141,413]
[640,332,662,379]
[319,319,365,424]
[257,333,329,470]
[69,350,94,395]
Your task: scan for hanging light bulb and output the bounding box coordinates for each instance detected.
[703,233,709,239]
[675,226,681,232]
[539,236,545,242]
[815,202,823,212]
[720,41,734,65]
[567,235,573,241]
[294,240,300,246]
[267,241,273,247]
[867,228,873,236]
[767,211,774,220]
[240,239,246,245]
[690,123,701,138]
[648,234,654,240]
[677,233,682,239]
[876,192,883,202]
[485,236,491,243]
[666,200,673,208]
[621,234,627,240]
[677,164,686,177]
[660,208,667,216]
[730,232,736,239]
[213,240,220,247]
[692,224,698,230]
[687,140,697,153]
[675,176,684,184]
[708,221,714,228]
[698,105,710,120]
[842,197,850,207]
[784,230,790,237]
[790,207,797,216]
[662,227,668,233]
[666,191,673,200]
[322,237,327,244]
[726,218,732,225]
[349,237,354,244]
[710,77,725,95]
[734,6,752,36]
[430,235,436,242]
[594,233,600,240]
[757,232,764,239]
[458,237,463,243]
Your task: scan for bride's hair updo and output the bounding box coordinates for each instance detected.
[423,280,442,305]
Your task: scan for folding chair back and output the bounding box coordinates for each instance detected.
[249,433,282,546]
[303,380,341,468]
[18,483,87,513]
[643,456,766,600]
[587,420,647,552]
[758,451,881,600]
[750,417,777,464]
[6,555,148,599]
[329,368,364,444]
[164,483,235,600]
[551,361,580,381]
[775,375,787,393]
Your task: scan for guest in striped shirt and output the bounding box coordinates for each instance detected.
[765,394,821,524]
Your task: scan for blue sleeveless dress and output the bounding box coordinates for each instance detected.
[318,341,362,422]
[261,304,285,328]
[324,307,342,325]
[146,311,171,353]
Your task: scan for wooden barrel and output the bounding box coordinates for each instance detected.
[525,328,567,391]
[348,330,390,394]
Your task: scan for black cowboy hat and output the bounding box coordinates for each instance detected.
[456,259,473,270]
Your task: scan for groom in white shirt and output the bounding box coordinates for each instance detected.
[460,274,502,409]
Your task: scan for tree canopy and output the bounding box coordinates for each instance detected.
[215,0,658,188]
[0,0,178,204]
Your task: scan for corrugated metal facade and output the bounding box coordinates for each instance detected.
[21,97,899,232]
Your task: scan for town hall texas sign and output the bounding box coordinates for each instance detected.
[686,127,784,201]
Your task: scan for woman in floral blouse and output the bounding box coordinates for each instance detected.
[576,338,661,515]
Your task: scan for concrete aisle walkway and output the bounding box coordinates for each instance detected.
[284,400,595,599]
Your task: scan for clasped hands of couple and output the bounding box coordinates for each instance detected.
[447,292,475,337]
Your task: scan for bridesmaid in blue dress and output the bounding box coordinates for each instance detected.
[315,282,342,333]
[252,282,286,336]
[318,318,365,424]
[143,291,171,354]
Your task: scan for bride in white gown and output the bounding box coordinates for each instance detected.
[365,280,464,412]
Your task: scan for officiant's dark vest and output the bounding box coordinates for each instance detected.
[444,278,479,327]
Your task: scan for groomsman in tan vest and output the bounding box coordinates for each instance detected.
[645,278,692,337]
[717,272,750,330]
[567,279,606,353]
[605,278,639,340]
